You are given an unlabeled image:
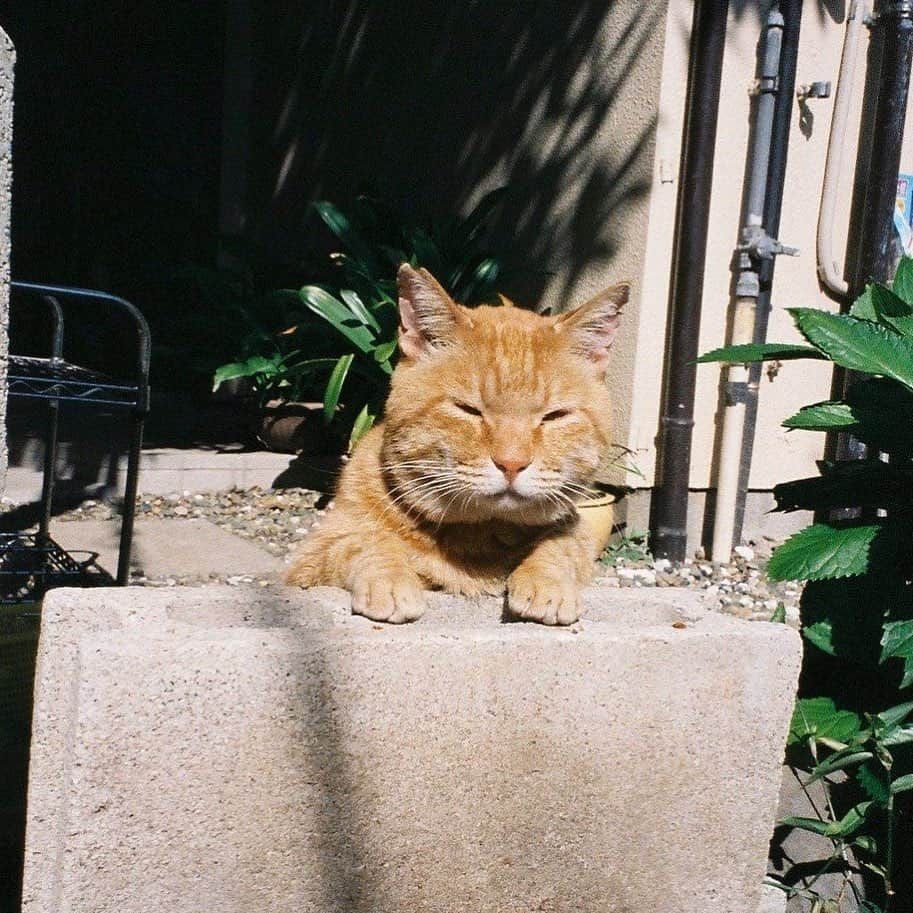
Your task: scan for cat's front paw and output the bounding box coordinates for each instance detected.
[507,568,581,626]
[351,574,426,624]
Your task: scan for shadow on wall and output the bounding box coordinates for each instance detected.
[245,0,661,307]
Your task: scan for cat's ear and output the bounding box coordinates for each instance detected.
[397,263,470,359]
[555,283,629,373]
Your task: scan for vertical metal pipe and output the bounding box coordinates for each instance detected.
[733,0,803,544]
[829,0,913,481]
[711,4,787,563]
[852,1,913,293]
[651,0,730,562]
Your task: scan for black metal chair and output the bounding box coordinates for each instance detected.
[0,282,151,601]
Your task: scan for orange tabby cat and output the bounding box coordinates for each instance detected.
[286,263,628,625]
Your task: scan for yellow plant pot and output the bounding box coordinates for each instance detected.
[577,494,617,554]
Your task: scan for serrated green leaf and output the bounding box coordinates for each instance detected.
[799,577,889,666]
[768,524,880,582]
[857,761,891,805]
[698,342,826,364]
[789,308,913,390]
[773,462,913,513]
[881,619,913,687]
[783,401,858,430]
[785,380,913,453]
[323,354,353,423]
[893,255,913,305]
[850,285,877,321]
[870,282,913,336]
[789,697,862,747]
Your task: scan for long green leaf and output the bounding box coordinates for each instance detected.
[348,404,375,451]
[339,289,381,332]
[777,815,833,836]
[767,524,880,581]
[697,342,825,364]
[890,773,913,794]
[299,285,378,354]
[212,355,281,391]
[790,308,913,390]
[450,186,509,251]
[806,750,874,784]
[877,700,913,728]
[323,354,354,423]
[781,802,872,838]
[313,201,378,274]
[827,802,873,838]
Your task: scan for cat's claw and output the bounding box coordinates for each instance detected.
[351,576,426,624]
[507,572,581,626]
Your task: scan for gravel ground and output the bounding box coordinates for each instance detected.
[48,486,801,624]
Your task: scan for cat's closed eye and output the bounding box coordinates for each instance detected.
[541,408,572,422]
[454,401,483,417]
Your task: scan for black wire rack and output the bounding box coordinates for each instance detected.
[1,282,151,601]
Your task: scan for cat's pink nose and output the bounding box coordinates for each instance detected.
[493,456,530,483]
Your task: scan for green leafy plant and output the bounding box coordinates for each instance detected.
[213,189,514,451]
[700,256,913,912]
[601,528,651,566]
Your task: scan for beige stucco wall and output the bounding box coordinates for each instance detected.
[472,3,669,483]
[628,1,903,491]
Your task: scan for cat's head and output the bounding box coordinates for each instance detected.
[380,263,628,526]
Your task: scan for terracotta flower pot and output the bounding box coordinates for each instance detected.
[255,401,330,455]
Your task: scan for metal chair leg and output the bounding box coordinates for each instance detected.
[116,413,145,585]
[38,399,59,542]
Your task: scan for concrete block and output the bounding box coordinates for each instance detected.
[0,29,13,498]
[24,585,801,913]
